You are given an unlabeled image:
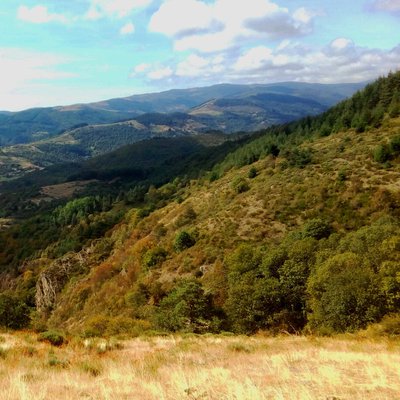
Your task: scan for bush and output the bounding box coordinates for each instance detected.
[38,331,66,347]
[174,205,197,227]
[248,167,257,179]
[155,279,219,333]
[83,315,151,337]
[231,176,250,194]
[142,247,168,268]
[365,314,400,337]
[0,293,30,329]
[301,219,332,240]
[174,231,196,252]
[389,135,400,155]
[285,148,312,168]
[373,144,391,163]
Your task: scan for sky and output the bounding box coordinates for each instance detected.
[0,0,400,111]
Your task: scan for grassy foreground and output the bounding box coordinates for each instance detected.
[0,333,399,399]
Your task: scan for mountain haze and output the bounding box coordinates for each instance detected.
[0,81,366,147]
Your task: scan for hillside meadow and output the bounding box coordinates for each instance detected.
[0,332,399,400]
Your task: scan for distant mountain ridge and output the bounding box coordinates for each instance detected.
[0,81,367,146]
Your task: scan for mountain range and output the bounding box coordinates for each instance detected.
[0,81,366,180]
[0,81,366,147]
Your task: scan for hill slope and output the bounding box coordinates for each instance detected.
[0,72,399,336]
[0,81,365,146]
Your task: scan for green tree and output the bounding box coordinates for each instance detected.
[0,293,30,329]
[174,231,196,252]
[301,219,332,240]
[307,252,385,333]
[155,280,217,332]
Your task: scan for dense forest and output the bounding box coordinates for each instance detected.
[0,71,399,337]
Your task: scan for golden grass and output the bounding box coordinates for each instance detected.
[0,333,399,399]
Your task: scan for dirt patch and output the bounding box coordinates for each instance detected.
[31,180,98,204]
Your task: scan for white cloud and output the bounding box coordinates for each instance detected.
[149,0,216,37]
[234,46,273,71]
[331,38,354,50]
[293,7,315,24]
[370,0,400,13]
[147,66,173,80]
[120,21,135,35]
[134,63,150,73]
[132,40,400,88]
[176,54,209,76]
[149,0,316,53]
[17,5,68,24]
[0,48,76,110]
[86,0,153,20]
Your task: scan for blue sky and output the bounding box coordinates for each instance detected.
[0,0,399,111]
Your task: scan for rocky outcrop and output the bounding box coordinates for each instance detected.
[35,248,92,313]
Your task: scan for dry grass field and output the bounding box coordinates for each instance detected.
[0,332,399,400]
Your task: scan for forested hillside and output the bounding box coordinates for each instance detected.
[0,81,364,147]
[0,72,399,337]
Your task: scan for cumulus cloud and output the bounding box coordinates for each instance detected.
[132,38,400,87]
[234,46,273,71]
[120,21,135,35]
[147,66,173,80]
[17,5,69,24]
[133,63,150,73]
[330,38,354,50]
[149,0,316,53]
[369,0,400,13]
[149,0,218,37]
[85,0,153,20]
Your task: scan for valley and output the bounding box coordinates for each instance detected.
[0,81,365,182]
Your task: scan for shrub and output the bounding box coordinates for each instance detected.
[47,353,69,368]
[389,135,400,155]
[174,205,197,227]
[142,247,168,268]
[337,169,347,183]
[285,148,312,168]
[38,331,66,347]
[174,231,196,252]
[0,293,30,329]
[80,361,102,377]
[301,219,332,240]
[83,315,151,337]
[373,144,391,163]
[365,314,400,337]
[227,342,253,353]
[0,348,8,359]
[231,176,250,194]
[83,315,109,337]
[155,279,218,333]
[248,167,257,179]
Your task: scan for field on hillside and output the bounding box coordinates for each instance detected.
[0,333,399,400]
